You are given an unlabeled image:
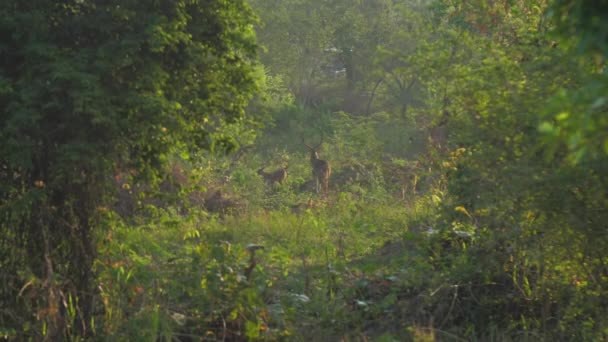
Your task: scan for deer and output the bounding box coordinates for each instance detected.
[303,134,331,195]
[257,166,288,185]
[290,197,317,214]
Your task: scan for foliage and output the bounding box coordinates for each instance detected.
[2,0,608,340]
[0,0,259,338]
[543,1,608,164]
[405,0,608,338]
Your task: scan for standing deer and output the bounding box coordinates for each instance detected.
[257,166,288,185]
[303,135,331,195]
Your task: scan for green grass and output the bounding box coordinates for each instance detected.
[89,114,608,341]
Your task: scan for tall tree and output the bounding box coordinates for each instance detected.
[407,0,608,336]
[0,0,259,338]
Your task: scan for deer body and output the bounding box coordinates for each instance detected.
[258,167,288,185]
[309,152,331,194]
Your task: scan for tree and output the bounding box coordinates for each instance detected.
[542,0,608,163]
[436,0,607,337]
[0,0,259,338]
[374,0,608,337]
[250,0,404,113]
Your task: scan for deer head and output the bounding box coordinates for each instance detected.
[303,132,324,159]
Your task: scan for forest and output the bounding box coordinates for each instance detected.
[1,0,607,340]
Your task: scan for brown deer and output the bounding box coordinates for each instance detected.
[290,197,317,214]
[303,134,331,195]
[257,166,288,185]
